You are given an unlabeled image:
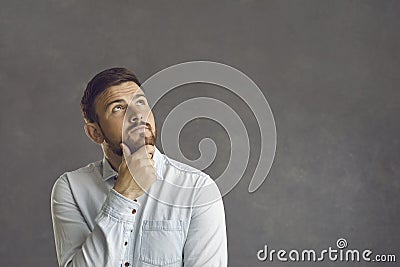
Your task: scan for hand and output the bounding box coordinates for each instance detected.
[113,143,156,201]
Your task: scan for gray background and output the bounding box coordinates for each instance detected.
[1,0,399,266]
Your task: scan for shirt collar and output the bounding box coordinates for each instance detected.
[102,146,164,181]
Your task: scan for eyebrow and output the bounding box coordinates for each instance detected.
[104,93,146,111]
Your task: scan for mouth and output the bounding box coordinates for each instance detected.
[129,125,148,134]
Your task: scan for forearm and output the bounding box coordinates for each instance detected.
[52,175,139,267]
[63,215,127,266]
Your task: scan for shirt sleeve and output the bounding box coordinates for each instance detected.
[50,174,139,267]
[183,176,228,266]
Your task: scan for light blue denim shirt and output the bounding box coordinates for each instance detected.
[51,147,227,267]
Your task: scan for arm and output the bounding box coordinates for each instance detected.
[183,178,228,266]
[51,174,139,267]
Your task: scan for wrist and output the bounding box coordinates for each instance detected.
[113,186,142,201]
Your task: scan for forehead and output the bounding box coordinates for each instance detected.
[95,81,144,107]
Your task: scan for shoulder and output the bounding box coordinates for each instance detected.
[160,154,218,195]
[51,160,102,198]
[162,154,211,184]
[156,153,222,207]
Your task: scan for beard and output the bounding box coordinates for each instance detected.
[124,122,157,155]
[101,122,157,157]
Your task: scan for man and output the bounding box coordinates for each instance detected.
[51,68,228,267]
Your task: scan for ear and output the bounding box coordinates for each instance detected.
[84,122,104,144]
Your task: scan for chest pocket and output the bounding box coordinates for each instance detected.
[140,220,184,266]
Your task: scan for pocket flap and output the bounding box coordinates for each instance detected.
[142,220,183,231]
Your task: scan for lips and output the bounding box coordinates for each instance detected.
[129,125,148,134]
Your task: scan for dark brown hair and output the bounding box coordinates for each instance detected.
[81,67,141,123]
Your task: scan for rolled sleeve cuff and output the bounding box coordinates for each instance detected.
[100,189,140,224]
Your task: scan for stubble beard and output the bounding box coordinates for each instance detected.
[99,122,157,157]
[117,122,157,156]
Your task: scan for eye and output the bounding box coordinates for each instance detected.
[112,105,125,112]
[136,99,147,105]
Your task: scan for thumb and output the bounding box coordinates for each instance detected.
[120,143,131,158]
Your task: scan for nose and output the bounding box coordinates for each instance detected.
[128,112,143,124]
[125,103,141,123]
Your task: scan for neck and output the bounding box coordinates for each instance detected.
[102,146,122,171]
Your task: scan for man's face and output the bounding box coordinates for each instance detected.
[94,81,156,156]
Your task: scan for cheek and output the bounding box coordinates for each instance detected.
[148,117,156,134]
[104,118,124,140]
[148,111,156,127]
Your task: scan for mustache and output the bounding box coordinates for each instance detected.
[123,121,156,154]
[125,121,156,146]
[125,121,153,133]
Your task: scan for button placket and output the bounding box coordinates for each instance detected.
[121,222,134,266]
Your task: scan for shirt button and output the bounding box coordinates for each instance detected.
[124,262,130,266]
[132,209,136,214]
[124,241,128,246]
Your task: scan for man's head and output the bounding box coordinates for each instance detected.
[81,67,156,158]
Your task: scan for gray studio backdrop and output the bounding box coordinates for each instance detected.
[1,1,399,266]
